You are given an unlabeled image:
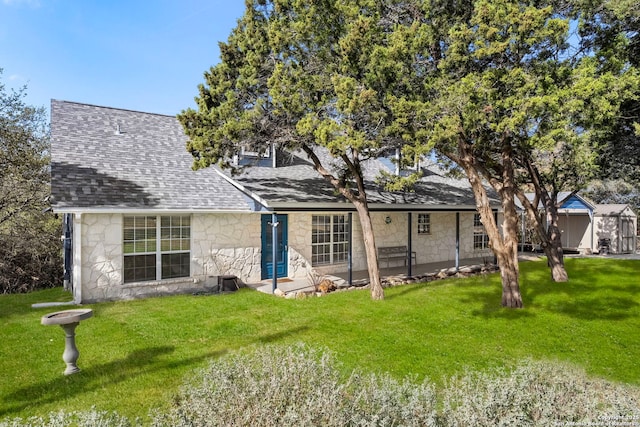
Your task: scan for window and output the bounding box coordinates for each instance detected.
[417,213,431,235]
[473,213,490,250]
[123,215,190,283]
[312,215,348,265]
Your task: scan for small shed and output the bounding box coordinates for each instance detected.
[593,204,637,254]
[556,193,595,252]
[519,192,637,255]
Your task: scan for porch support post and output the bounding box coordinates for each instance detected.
[455,212,460,272]
[407,212,412,276]
[589,208,594,253]
[271,212,279,293]
[348,212,353,286]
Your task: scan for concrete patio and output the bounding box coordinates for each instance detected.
[250,256,500,296]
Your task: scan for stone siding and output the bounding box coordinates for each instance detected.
[76,211,496,302]
[79,213,123,302]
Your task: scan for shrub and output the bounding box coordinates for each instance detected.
[0,408,133,427]
[151,343,438,427]
[0,215,62,294]
[440,359,640,427]
[3,346,639,426]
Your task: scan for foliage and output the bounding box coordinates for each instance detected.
[0,70,61,293]
[0,409,133,427]
[178,0,441,299]
[440,359,640,426]
[582,0,640,189]
[152,343,438,427]
[384,0,639,298]
[3,345,639,426]
[583,179,640,215]
[157,344,640,427]
[1,258,639,422]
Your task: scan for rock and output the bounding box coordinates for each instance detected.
[274,288,286,297]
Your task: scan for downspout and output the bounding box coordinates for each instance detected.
[63,213,73,292]
[455,212,460,271]
[73,213,82,304]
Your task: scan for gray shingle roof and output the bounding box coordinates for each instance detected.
[595,204,636,216]
[227,149,495,209]
[51,100,497,212]
[50,100,253,211]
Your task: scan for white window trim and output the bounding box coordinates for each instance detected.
[417,213,431,235]
[123,215,191,283]
[311,215,348,266]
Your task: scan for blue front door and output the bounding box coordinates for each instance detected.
[261,214,288,279]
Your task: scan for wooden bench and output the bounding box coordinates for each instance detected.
[378,246,417,268]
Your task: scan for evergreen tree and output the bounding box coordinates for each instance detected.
[0,70,61,293]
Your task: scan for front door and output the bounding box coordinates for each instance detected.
[261,214,288,279]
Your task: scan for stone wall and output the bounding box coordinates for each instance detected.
[79,213,123,302]
[191,213,262,283]
[76,210,496,302]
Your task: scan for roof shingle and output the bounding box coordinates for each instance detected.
[50,100,253,211]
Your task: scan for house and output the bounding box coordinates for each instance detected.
[51,100,500,303]
[518,192,637,255]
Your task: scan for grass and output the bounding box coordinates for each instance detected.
[1,257,639,423]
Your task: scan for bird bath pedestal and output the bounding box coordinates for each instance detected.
[41,309,93,375]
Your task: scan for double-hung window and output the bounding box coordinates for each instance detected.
[473,213,490,250]
[417,213,431,235]
[123,215,191,283]
[312,215,348,265]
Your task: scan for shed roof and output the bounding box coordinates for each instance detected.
[595,204,637,217]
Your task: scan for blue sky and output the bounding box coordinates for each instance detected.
[1,0,247,117]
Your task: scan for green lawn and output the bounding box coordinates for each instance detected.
[1,257,639,422]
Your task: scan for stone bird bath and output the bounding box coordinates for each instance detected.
[41,309,93,375]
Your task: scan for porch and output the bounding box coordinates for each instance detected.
[251,256,498,295]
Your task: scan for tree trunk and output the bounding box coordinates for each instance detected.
[353,199,384,300]
[492,185,524,309]
[299,144,384,300]
[521,160,569,282]
[496,248,523,308]
[543,203,568,282]
[454,141,524,308]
